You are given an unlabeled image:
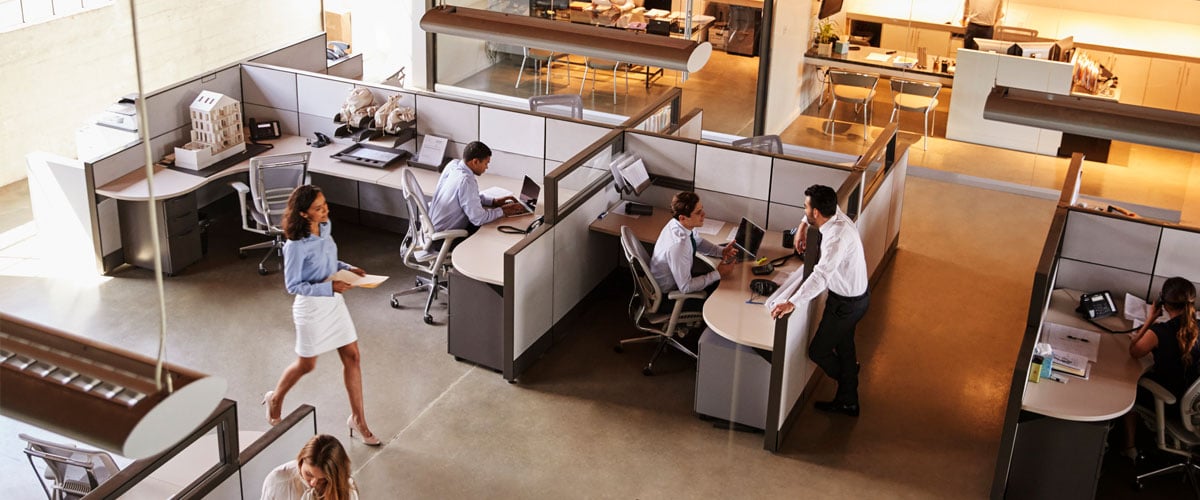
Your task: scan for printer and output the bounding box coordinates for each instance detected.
[96,93,139,132]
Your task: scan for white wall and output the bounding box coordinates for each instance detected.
[0,0,321,187]
[763,0,813,134]
[349,0,421,86]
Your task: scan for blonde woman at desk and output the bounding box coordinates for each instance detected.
[261,434,359,500]
[263,185,381,447]
[1120,277,1199,461]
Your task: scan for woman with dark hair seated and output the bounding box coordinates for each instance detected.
[1120,277,1200,461]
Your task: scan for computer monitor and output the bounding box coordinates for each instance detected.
[732,217,765,261]
[642,0,671,11]
[973,38,1015,54]
[818,0,843,19]
[1017,41,1055,60]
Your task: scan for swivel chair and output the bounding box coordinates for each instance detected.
[888,78,942,150]
[230,152,310,275]
[516,48,572,95]
[732,135,783,154]
[390,168,468,325]
[614,225,705,376]
[1133,377,1200,496]
[19,433,121,500]
[825,69,879,141]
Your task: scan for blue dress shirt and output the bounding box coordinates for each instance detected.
[283,221,351,297]
[429,159,503,232]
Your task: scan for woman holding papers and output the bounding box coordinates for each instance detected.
[1120,277,1199,460]
[263,185,381,447]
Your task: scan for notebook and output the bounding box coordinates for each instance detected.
[731,217,765,262]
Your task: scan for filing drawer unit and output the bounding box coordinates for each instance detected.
[447,269,504,372]
[118,192,202,276]
[695,329,770,429]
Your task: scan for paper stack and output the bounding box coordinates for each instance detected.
[1041,322,1100,379]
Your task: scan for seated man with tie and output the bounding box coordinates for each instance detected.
[649,191,737,314]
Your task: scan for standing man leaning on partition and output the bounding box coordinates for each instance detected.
[963,0,1004,50]
[770,185,869,417]
[428,141,525,250]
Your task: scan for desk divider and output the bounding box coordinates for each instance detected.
[248,33,328,74]
[992,157,1200,494]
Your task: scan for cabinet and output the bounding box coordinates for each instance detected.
[1111,53,1151,107]
[1142,58,1185,110]
[880,25,951,58]
[1177,62,1200,114]
[118,193,201,276]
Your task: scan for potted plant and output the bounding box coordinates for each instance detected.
[814,19,839,57]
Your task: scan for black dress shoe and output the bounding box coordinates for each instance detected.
[814,400,860,417]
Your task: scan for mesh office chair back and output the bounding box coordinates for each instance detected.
[529,94,584,120]
[732,135,783,154]
[399,168,436,258]
[19,433,120,500]
[249,152,311,232]
[620,226,665,319]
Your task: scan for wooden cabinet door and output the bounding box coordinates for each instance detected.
[915,28,951,58]
[1143,57,1184,109]
[1176,62,1200,114]
[1112,53,1151,107]
[881,24,911,52]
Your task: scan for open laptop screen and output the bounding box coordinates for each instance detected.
[733,217,765,259]
[519,176,541,207]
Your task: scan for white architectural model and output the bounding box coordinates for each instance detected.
[174,91,246,170]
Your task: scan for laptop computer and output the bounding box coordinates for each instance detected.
[731,217,765,262]
[504,176,541,217]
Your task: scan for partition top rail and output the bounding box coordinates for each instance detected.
[858,123,900,210]
[545,129,624,224]
[621,87,682,130]
[1059,153,1085,207]
[236,404,317,465]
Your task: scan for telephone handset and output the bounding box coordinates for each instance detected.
[1077,290,1117,319]
[498,216,544,235]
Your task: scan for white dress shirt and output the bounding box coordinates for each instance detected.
[650,218,724,294]
[429,159,503,232]
[786,208,868,305]
[260,461,359,500]
[965,0,1003,26]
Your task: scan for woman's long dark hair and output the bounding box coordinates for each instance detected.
[283,185,322,241]
[1161,277,1199,367]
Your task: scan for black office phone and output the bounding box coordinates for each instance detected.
[1077,290,1116,319]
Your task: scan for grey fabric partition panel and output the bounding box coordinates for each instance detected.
[241,65,300,112]
[480,107,546,159]
[249,33,328,75]
[1154,228,1200,282]
[1055,258,1154,301]
[769,158,852,208]
[1061,210,1161,274]
[695,189,768,231]
[624,133,697,181]
[695,145,772,201]
[145,66,243,140]
[415,94,479,144]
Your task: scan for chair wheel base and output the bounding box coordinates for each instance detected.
[423,315,434,325]
[390,298,402,309]
[1132,480,1143,491]
[257,266,269,276]
[238,251,247,259]
[613,345,624,354]
[642,367,653,376]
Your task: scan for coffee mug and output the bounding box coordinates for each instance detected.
[782,228,796,248]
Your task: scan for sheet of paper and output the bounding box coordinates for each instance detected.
[1041,322,1101,362]
[480,186,514,200]
[330,270,389,289]
[1124,293,1148,327]
[619,158,651,194]
[694,218,725,236]
[416,135,448,166]
[865,52,892,62]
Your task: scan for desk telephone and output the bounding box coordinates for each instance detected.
[1077,290,1117,319]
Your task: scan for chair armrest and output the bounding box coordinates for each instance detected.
[229,181,249,194]
[431,229,469,242]
[229,181,253,231]
[667,290,706,301]
[1138,378,1177,405]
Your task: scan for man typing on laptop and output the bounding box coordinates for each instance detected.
[429,141,527,250]
[649,192,738,315]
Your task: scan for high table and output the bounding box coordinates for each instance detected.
[805,47,955,88]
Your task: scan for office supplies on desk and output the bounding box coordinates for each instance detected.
[751,262,774,275]
[865,52,891,62]
[1042,323,1100,362]
[330,143,410,168]
[1077,290,1116,319]
[1050,350,1090,378]
[731,217,765,262]
[624,202,653,216]
[248,118,281,141]
[414,135,449,169]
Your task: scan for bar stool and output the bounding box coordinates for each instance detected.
[579,58,629,104]
[826,69,879,140]
[516,48,571,94]
[888,78,942,150]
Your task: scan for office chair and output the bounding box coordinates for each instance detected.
[529,94,584,120]
[230,151,310,275]
[579,57,629,104]
[732,135,783,154]
[826,69,879,141]
[390,168,468,325]
[888,78,942,150]
[614,225,705,376]
[1132,377,1200,495]
[515,48,572,95]
[19,433,121,500]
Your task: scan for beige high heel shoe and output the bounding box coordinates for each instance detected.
[262,391,281,426]
[347,415,381,446]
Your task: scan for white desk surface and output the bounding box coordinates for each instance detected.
[1021,288,1148,422]
[590,205,799,351]
[96,135,522,204]
[448,173,540,286]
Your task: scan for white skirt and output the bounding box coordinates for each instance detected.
[292,294,358,357]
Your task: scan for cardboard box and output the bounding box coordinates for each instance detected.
[324,9,352,46]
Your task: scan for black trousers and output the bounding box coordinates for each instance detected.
[809,290,870,405]
[964,22,995,51]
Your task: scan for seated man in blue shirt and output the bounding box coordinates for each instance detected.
[428,141,525,250]
[649,191,737,314]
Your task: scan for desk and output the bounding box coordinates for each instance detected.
[806,48,955,88]
[1008,288,1148,500]
[95,135,523,275]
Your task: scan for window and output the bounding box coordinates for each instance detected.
[1,0,112,32]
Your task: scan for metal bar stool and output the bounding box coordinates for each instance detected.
[516,48,571,94]
[826,69,879,141]
[579,58,629,104]
[888,77,942,150]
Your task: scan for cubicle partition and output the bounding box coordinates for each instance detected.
[991,159,1200,497]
